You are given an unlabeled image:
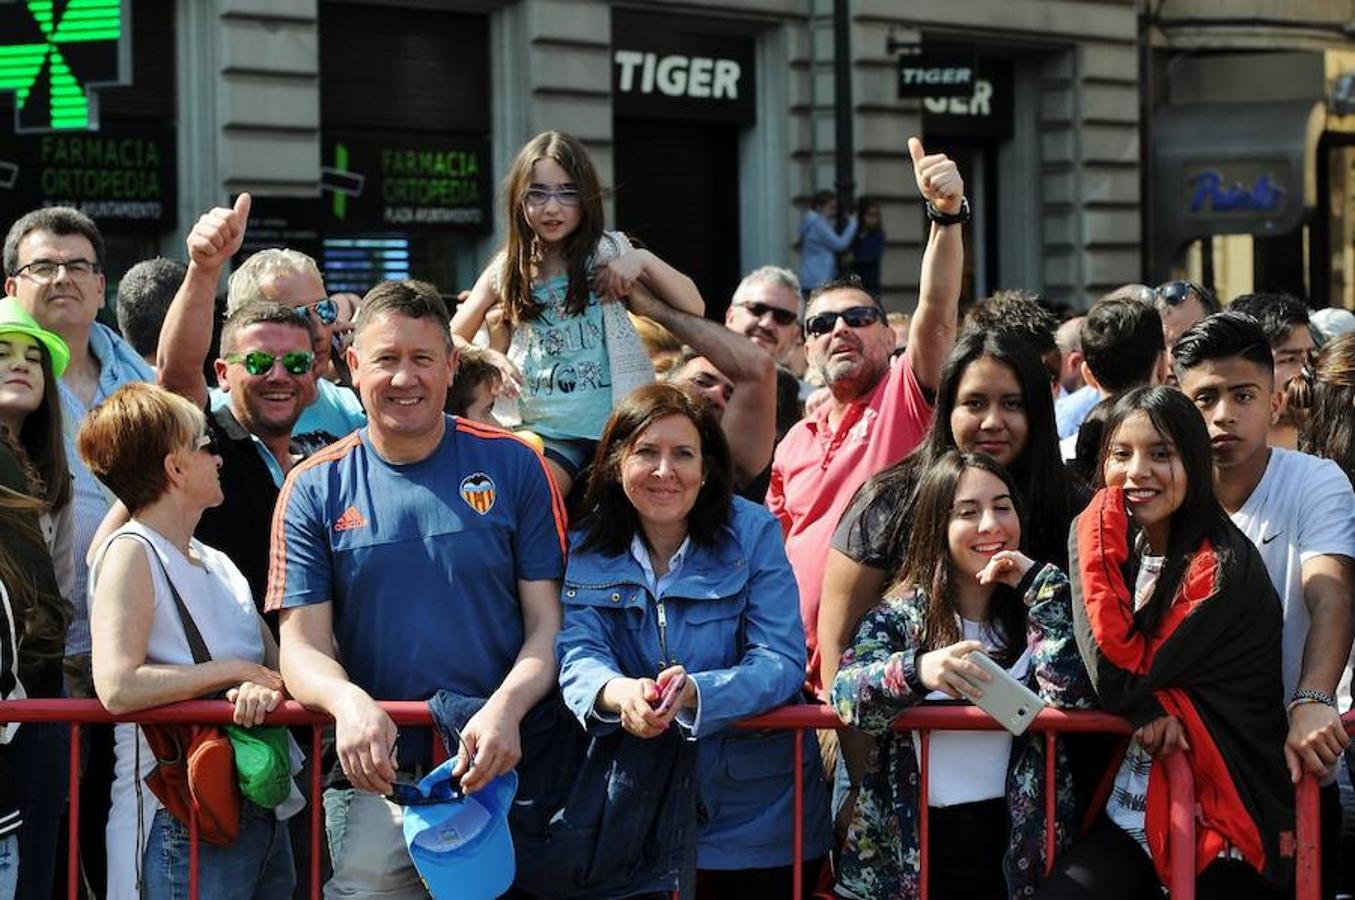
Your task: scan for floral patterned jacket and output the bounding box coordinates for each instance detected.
[829,564,1096,900]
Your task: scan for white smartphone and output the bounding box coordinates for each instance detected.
[969,652,1047,736]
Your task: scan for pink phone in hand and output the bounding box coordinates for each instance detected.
[654,673,687,717]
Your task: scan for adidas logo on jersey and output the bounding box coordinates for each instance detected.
[334,506,368,532]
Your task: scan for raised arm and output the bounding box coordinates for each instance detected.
[595,247,705,317]
[906,138,964,395]
[1020,563,1096,709]
[628,285,775,484]
[157,193,251,408]
[451,262,503,342]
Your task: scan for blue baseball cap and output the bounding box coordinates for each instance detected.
[400,758,518,900]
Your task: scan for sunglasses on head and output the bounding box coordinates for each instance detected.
[734,301,798,327]
[225,350,315,376]
[1156,281,1213,308]
[804,305,884,338]
[296,298,340,325]
[193,433,219,456]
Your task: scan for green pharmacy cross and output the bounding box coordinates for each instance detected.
[0,0,130,134]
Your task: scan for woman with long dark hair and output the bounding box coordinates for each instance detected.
[820,329,1079,690]
[0,297,72,646]
[831,450,1092,900]
[1040,386,1292,899]
[0,298,73,899]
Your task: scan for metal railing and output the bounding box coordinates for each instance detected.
[0,699,1341,899]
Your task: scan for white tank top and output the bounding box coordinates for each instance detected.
[91,521,297,900]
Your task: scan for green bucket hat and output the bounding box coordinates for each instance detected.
[0,297,70,377]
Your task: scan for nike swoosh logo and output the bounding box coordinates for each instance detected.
[1261,532,1284,545]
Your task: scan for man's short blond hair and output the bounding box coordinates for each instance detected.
[226,248,324,315]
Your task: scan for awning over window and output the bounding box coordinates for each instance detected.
[1152,99,1324,269]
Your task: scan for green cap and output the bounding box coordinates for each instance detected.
[0,297,70,377]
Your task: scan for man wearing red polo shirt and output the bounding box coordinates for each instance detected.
[768,138,965,695]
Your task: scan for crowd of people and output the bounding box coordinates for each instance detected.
[0,126,1352,900]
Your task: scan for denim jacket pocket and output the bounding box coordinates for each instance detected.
[683,595,745,625]
[563,583,648,630]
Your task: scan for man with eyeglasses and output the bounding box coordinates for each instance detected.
[2,205,154,898]
[768,137,965,695]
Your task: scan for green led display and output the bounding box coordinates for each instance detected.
[0,0,130,134]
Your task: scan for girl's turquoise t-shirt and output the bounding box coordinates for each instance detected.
[516,274,613,440]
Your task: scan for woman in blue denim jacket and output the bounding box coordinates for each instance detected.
[558,383,831,898]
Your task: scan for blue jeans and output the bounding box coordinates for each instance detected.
[0,834,17,900]
[142,801,295,900]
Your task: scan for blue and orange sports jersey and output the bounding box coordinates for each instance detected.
[266,416,566,707]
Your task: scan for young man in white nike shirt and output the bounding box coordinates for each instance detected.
[1175,310,1355,895]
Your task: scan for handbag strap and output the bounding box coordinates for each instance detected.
[121,531,213,665]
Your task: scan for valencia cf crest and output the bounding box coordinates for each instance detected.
[460,472,497,515]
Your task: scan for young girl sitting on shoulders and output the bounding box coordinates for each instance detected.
[831,450,1094,900]
[452,130,704,496]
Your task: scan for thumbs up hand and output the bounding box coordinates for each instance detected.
[187,192,252,272]
[908,138,964,215]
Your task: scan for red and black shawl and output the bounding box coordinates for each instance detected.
[1069,487,1293,887]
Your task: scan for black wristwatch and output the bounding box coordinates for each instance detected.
[926,196,971,226]
[902,649,928,696]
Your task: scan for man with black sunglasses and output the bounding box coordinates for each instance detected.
[768,137,965,695]
[1153,279,1218,349]
[725,266,803,361]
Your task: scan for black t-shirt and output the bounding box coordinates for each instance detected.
[831,468,917,575]
[195,404,332,615]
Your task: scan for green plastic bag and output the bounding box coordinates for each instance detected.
[224,725,292,809]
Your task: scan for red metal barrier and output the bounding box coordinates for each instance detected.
[0,699,1340,899]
